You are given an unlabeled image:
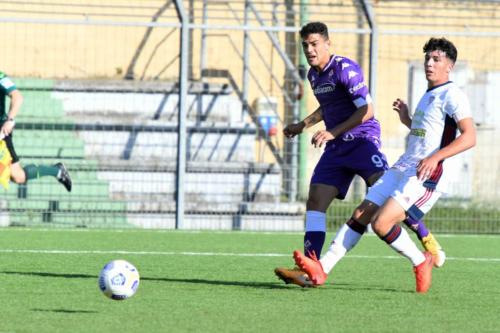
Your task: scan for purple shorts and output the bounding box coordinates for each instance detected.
[310,137,388,199]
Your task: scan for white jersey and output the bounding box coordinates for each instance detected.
[393,81,472,192]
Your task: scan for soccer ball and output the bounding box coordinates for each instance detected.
[98,259,140,300]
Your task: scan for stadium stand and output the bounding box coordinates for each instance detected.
[2,78,304,230]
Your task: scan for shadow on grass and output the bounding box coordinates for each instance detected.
[0,271,414,293]
[31,308,98,314]
[0,270,288,289]
[143,277,412,293]
[141,276,292,289]
[331,282,415,294]
[1,271,96,279]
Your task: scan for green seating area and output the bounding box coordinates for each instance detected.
[4,160,128,227]
[3,78,294,230]
[14,78,70,123]
[12,130,85,158]
[3,78,129,227]
[7,210,130,228]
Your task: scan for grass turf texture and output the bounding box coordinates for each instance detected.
[0,229,499,333]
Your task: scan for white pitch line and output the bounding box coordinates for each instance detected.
[0,249,499,263]
[3,228,500,238]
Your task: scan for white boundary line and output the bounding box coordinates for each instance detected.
[0,249,499,263]
[1,228,500,238]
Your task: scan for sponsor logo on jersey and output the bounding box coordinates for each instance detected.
[348,81,366,94]
[427,95,443,108]
[410,128,426,137]
[348,70,358,79]
[342,133,355,141]
[313,83,336,95]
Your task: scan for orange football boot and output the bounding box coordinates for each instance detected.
[293,250,328,286]
[274,267,314,287]
[414,251,433,293]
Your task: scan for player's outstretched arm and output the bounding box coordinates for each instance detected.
[417,117,476,180]
[393,98,411,129]
[283,106,323,138]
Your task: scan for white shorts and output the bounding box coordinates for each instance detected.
[365,168,442,220]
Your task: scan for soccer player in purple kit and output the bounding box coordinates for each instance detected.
[275,22,443,287]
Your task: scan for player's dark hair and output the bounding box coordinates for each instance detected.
[423,37,457,63]
[300,22,329,40]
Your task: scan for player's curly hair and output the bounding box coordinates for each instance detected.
[300,22,329,40]
[423,37,457,63]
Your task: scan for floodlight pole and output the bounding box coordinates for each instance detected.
[174,0,189,229]
[360,0,378,104]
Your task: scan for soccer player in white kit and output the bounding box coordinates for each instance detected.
[294,37,476,293]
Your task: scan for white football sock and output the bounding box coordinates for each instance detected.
[387,227,425,266]
[320,224,363,274]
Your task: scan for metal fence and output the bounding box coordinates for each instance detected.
[0,0,498,233]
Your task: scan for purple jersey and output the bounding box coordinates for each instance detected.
[308,55,381,145]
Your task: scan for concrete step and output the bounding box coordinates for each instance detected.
[3,199,303,215]
[76,123,256,163]
[4,159,283,204]
[17,78,242,124]
[57,92,243,124]
[6,211,129,228]
[1,200,304,231]
[13,129,84,158]
[127,212,304,231]
[98,165,282,204]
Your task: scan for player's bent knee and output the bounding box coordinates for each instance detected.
[352,200,379,224]
[10,163,26,184]
[369,213,388,236]
[306,194,329,211]
[10,171,26,184]
[307,184,338,211]
[370,220,384,236]
[366,171,385,186]
[10,174,26,184]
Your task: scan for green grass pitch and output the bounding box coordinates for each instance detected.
[0,229,498,333]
